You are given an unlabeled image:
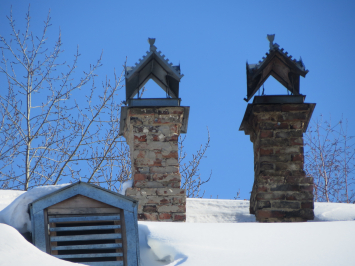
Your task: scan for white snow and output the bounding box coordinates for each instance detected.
[0,189,25,211]
[314,202,355,221]
[187,198,256,222]
[0,184,69,233]
[140,221,355,266]
[1,188,355,266]
[0,223,79,266]
[120,179,133,195]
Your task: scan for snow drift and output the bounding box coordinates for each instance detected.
[1,187,355,266]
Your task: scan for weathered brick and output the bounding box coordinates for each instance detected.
[275,130,303,138]
[272,201,300,209]
[157,188,185,196]
[300,209,314,220]
[278,112,307,122]
[139,212,159,221]
[260,148,273,155]
[260,138,290,147]
[289,122,304,129]
[260,154,290,163]
[257,176,285,184]
[301,201,314,209]
[253,105,282,113]
[134,173,150,181]
[134,180,164,188]
[152,173,181,182]
[256,210,285,219]
[143,205,157,213]
[259,122,289,130]
[290,137,303,145]
[274,162,303,171]
[150,166,179,174]
[146,196,170,204]
[173,213,186,221]
[157,205,185,213]
[159,213,172,220]
[257,201,271,209]
[256,192,286,201]
[274,146,302,154]
[134,135,147,142]
[162,151,179,159]
[270,184,300,192]
[260,162,274,170]
[291,154,303,162]
[260,130,273,138]
[172,196,186,204]
[281,104,310,112]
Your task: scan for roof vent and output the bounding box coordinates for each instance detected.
[29,183,140,266]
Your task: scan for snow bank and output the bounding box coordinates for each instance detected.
[187,198,256,222]
[314,202,355,221]
[0,189,25,211]
[141,221,355,266]
[0,184,69,233]
[187,198,355,223]
[0,223,79,266]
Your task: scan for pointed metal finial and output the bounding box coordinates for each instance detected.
[267,34,275,49]
[148,38,156,51]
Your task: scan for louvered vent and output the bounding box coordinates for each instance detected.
[48,214,124,266]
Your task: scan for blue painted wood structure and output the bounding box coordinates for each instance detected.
[29,182,140,266]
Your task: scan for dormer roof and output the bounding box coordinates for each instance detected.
[125,38,183,102]
[245,34,309,102]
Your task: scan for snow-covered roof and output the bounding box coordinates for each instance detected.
[1,188,355,266]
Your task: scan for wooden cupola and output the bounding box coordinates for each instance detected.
[29,182,140,266]
[245,34,309,103]
[125,38,184,107]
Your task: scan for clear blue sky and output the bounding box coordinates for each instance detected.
[1,0,354,199]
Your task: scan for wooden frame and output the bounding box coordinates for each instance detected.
[29,182,140,266]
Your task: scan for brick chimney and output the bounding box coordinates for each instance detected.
[240,98,315,222]
[240,35,315,222]
[121,107,188,221]
[119,38,189,221]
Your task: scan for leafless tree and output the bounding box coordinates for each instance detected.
[305,115,355,203]
[0,7,131,191]
[179,128,212,198]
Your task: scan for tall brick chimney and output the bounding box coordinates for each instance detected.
[119,39,189,221]
[240,35,315,222]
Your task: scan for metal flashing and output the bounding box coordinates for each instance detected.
[253,95,305,104]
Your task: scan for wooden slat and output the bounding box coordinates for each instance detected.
[49,222,58,256]
[47,207,121,215]
[48,215,120,223]
[50,225,121,232]
[54,252,123,259]
[51,233,121,242]
[81,262,123,266]
[51,243,122,250]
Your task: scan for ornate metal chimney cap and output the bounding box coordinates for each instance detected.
[125,38,184,105]
[244,34,309,102]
